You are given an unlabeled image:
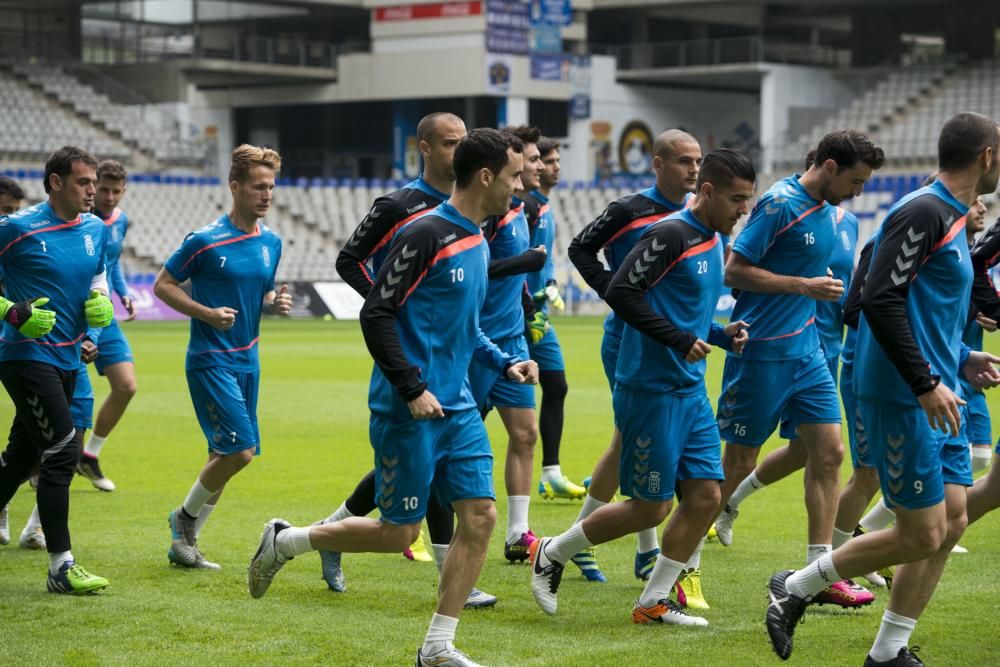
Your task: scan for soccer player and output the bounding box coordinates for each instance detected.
[566,129,701,584]
[247,128,538,667]
[715,130,883,603]
[524,137,585,501]
[765,112,1000,664]
[327,112,499,608]
[0,145,115,594]
[76,160,136,492]
[529,148,753,624]
[156,144,291,571]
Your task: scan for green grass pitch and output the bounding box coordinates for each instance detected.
[1,317,998,665]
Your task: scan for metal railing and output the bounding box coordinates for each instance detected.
[591,36,851,70]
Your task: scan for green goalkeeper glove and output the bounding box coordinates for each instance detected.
[84,290,114,328]
[0,296,56,338]
[526,311,551,344]
[533,283,565,311]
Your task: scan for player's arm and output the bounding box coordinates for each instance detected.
[155,234,238,330]
[568,202,631,298]
[842,237,875,329]
[335,197,405,297]
[488,246,547,279]
[970,218,1000,321]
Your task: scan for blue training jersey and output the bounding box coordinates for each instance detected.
[96,207,130,300]
[0,202,107,370]
[164,215,282,372]
[730,175,836,361]
[525,190,556,302]
[606,208,728,394]
[480,199,531,340]
[815,207,859,361]
[854,180,972,406]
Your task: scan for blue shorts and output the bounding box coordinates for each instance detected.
[614,385,723,502]
[859,400,972,511]
[468,335,535,410]
[94,320,134,375]
[600,329,622,392]
[963,389,992,447]
[528,326,565,372]
[840,363,874,469]
[186,367,260,455]
[778,355,841,441]
[718,349,841,447]
[71,365,94,431]
[370,407,494,525]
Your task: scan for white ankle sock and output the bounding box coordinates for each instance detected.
[422,613,458,654]
[729,469,765,510]
[25,505,41,532]
[832,528,852,549]
[869,610,917,662]
[860,498,896,532]
[806,543,832,565]
[84,433,107,458]
[541,465,562,483]
[637,527,659,554]
[325,501,354,524]
[506,496,530,542]
[685,536,706,570]
[547,522,594,564]
[49,550,73,574]
[638,554,686,608]
[276,526,313,558]
[182,479,214,518]
[194,504,215,539]
[575,495,607,523]
[786,553,841,598]
[431,543,449,575]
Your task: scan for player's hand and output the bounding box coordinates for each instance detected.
[506,360,539,385]
[0,296,56,338]
[526,311,550,344]
[801,276,844,301]
[80,339,98,364]
[917,383,965,437]
[685,338,712,363]
[963,351,1000,390]
[84,290,115,328]
[272,284,293,316]
[206,306,238,331]
[407,389,444,420]
[724,320,750,355]
[544,283,565,311]
[976,312,998,332]
[122,295,137,321]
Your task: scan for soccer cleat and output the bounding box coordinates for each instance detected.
[19,527,46,550]
[634,547,659,580]
[76,454,116,492]
[570,547,607,583]
[168,546,221,570]
[504,529,537,563]
[951,543,968,554]
[675,568,709,610]
[537,475,587,500]
[766,570,809,660]
[632,598,709,626]
[862,571,888,588]
[706,523,718,541]
[464,588,497,609]
[168,508,199,567]
[46,561,109,595]
[415,646,484,667]
[863,647,924,666]
[320,548,346,592]
[403,530,433,562]
[813,579,875,608]
[248,518,292,598]
[878,565,895,590]
[714,505,738,547]
[0,504,9,545]
[582,476,591,491]
[529,537,564,615]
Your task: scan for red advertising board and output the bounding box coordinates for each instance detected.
[375,1,483,21]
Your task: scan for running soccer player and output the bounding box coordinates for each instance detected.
[529,148,753,624]
[0,146,114,594]
[566,129,701,584]
[76,160,136,492]
[156,144,291,571]
[715,130,883,603]
[766,112,1000,664]
[247,128,538,667]
[525,137,585,501]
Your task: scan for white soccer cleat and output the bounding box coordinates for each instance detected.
[715,505,738,547]
[168,508,200,567]
[862,571,887,588]
[951,543,968,554]
[19,527,46,550]
[0,504,9,545]
[415,645,485,667]
[168,546,222,570]
[632,598,709,626]
[529,537,564,616]
[248,518,292,598]
[76,455,116,492]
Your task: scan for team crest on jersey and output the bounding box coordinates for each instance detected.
[262,246,271,267]
[648,471,661,495]
[84,234,96,256]
[841,230,851,251]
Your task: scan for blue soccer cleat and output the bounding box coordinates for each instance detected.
[634,547,660,580]
[571,547,607,583]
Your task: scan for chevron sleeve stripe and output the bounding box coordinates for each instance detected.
[568,201,631,297]
[970,218,1000,321]
[336,197,405,297]
[359,222,440,402]
[860,204,946,397]
[604,221,697,353]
